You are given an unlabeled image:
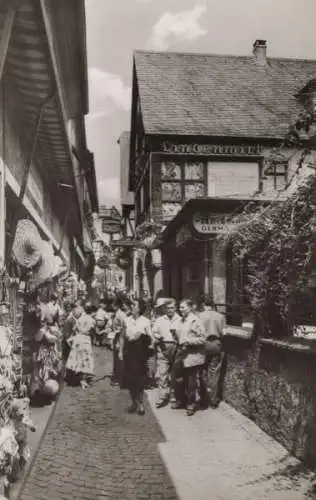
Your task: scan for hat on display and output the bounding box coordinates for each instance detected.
[29,241,56,287]
[12,219,43,269]
[155,297,174,309]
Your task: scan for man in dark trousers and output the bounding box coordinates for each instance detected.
[197,295,226,409]
[111,297,130,386]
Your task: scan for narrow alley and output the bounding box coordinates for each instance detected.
[17,349,316,500]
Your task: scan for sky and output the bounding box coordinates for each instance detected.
[84,0,316,209]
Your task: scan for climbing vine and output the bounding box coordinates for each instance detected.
[218,109,316,338]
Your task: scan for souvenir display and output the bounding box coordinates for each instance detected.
[0,296,33,497]
[12,220,42,270]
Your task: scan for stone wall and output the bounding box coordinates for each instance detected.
[223,332,316,466]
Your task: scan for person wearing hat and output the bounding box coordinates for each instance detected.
[152,298,180,408]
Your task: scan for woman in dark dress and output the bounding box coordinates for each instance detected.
[119,299,152,415]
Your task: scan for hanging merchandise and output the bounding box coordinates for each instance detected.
[62,272,79,304]
[0,304,34,498]
[29,241,56,288]
[12,220,42,270]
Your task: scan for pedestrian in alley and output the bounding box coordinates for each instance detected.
[65,301,96,389]
[153,298,180,408]
[62,301,76,361]
[144,298,157,388]
[119,298,152,415]
[111,296,130,387]
[197,294,226,409]
[172,299,206,416]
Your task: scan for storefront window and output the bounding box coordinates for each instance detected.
[184,183,205,200]
[185,163,204,180]
[162,182,182,201]
[161,162,181,180]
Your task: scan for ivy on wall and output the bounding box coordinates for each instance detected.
[218,109,316,338]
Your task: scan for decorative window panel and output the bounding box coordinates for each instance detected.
[184,183,205,200]
[162,203,182,220]
[185,162,204,180]
[161,162,181,180]
[162,182,182,201]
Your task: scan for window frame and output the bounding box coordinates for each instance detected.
[160,159,207,205]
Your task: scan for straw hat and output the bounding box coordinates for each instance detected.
[12,219,43,269]
[30,241,56,287]
[155,298,174,309]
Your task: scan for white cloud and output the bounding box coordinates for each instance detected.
[98,177,121,206]
[149,5,208,51]
[88,67,131,119]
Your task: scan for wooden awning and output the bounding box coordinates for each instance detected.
[1,1,75,187]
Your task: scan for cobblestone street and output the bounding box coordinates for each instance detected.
[17,347,316,500]
[18,348,178,500]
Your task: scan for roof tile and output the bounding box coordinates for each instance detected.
[134,51,316,139]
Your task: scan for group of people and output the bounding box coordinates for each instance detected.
[31,291,226,418]
[110,293,226,417]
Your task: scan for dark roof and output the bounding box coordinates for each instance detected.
[134,50,316,139]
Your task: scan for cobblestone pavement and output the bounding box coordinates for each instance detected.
[18,348,178,500]
[18,347,316,500]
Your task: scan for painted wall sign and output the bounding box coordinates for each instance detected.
[176,225,191,247]
[192,212,237,234]
[161,142,262,156]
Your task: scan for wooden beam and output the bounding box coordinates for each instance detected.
[0,6,15,82]
[38,0,83,227]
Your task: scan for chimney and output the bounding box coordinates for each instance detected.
[253,39,267,65]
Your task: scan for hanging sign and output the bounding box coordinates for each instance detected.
[192,212,236,234]
[99,205,121,222]
[102,221,121,234]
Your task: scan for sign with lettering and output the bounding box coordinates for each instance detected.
[192,212,237,234]
[176,225,191,247]
[99,205,121,222]
[102,221,121,234]
[161,142,262,157]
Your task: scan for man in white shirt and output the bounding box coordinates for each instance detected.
[153,298,180,408]
[172,299,206,416]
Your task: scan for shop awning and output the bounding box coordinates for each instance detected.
[1,1,75,187]
[161,196,274,243]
